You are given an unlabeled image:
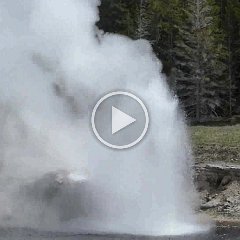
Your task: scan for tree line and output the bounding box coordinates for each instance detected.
[98,0,240,122]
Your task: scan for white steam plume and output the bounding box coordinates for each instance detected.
[0,0,210,235]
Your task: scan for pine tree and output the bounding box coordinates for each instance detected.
[223,0,240,116]
[146,0,185,84]
[135,0,151,39]
[174,0,228,121]
[98,0,136,37]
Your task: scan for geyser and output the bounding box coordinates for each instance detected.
[0,0,210,236]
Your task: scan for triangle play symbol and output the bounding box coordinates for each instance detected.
[112,106,136,134]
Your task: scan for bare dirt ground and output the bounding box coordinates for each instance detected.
[191,124,240,226]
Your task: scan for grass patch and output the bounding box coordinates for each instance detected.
[190,125,240,164]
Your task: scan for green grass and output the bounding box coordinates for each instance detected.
[190,124,240,164]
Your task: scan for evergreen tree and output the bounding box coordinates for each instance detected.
[135,0,151,39]
[147,0,184,78]
[98,0,240,121]
[223,0,240,115]
[174,0,228,121]
[98,0,136,37]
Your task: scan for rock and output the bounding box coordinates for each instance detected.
[199,190,209,203]
[195,163,240,217]
[200,198,221,210]
[220,176,232,186]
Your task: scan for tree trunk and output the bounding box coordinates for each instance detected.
[196,0,202,122]
[228,11,233,117]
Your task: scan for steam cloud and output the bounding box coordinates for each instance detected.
[0,0,210,236]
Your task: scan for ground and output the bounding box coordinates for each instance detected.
[191,124,240,164]
[190,124,240,223]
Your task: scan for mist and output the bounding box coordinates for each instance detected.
[0,0,210,236]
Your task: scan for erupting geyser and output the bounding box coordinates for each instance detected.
[0,0,211,236]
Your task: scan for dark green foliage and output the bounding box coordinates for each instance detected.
[98,0,240,122]
[223,0,240,116]
[147,0,185,76]
[97,0,137,36]
[174,0,228,121]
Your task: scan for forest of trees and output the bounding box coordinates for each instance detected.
[98,0,240,122]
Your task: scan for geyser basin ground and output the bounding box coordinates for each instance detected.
[0,225,237,240]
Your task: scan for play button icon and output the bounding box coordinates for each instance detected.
[112,107,136,134]
[91,91,149,149]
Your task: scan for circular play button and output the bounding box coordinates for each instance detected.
[91,91,149,150]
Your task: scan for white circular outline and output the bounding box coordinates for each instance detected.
[91,91,149,150]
